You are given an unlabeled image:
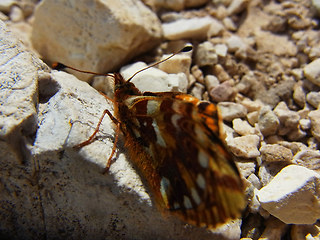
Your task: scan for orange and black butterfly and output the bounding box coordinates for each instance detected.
[54,46,246,229]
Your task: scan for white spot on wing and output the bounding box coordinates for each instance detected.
[172,101,181,113]
[171,114,181,129]
[147,100,159,115]
[160,177,170,206]
[132,128,141,138]
[191,188,201,205]
[173,202,180,209]
[152,120,166,147]
[194,124,207,145]
[183,195,193,209]
[196,174,206,189]
[198,149,209,168]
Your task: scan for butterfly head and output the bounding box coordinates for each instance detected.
[113,72,142,99]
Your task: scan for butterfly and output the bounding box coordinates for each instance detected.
[54,46,246,229]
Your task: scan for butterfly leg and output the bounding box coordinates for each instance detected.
[74,108,121,173]
[104,121,120,173]
[74,109,119,148]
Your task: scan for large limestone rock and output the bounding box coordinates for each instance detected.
[31,0,162,81]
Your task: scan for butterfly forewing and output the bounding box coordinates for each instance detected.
[114,75,245,229]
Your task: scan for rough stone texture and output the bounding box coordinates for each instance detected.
[158,49,192,76]
[306,91,320,108]
[232,118,256,136]
[258,106,280,137]
[293,149,320,174]
[293,81,306,108]
[162,16,224,40]
[291,222,320,240]
[259,144,293,163]
[308,110,320,141]
[217,102,248,122]
[257,165,320,224]
[259,217,288,240]
[227,135,260,158]
[258,161,291,187]
[273,102,300,130]
[195,41,218,67]
[209,80,236,102]
[0,19,48,240]
[304,58,320,87]
[255,30,297,56]
[31,0,162,81]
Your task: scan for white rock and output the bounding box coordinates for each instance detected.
[293,149,320,174]
[306,91,320,108]
[217,102,248,122]
[273,101,300,130]
[299,118,311,131]
[162,16,224,40]
[293,82,306,107]
[247,111,259,126]
[227,135,261,158]
[223,17,237,31]
[258,162,287,187]
[257,165,320,224]
[195,42,227,67]
[247,173,262,190]
[304,58,320,87]
[215,43,228,57]
[308,110,320,141]
[195,41,218,67]
[204,74,219,90]
[227,0,248,16]
[10,5,24,22]
[0,12,8,21]
[213,219,242,240]
[312,0,320,16]
[248,188,261,213]
[209,80,235,102]
[120,62,188,93]
[158,50,192,76]
[190,82,205,99]
[241,98,263,112]
[259,144,293,162]
[31,0,162,82]
[258,106,280,137]
[0,0,16,12]
[232,118,256,136]
[0,19,42,158]
[226,35,247,52]
[236,161,256,178]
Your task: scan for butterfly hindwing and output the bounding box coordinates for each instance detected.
[116,92,245,228]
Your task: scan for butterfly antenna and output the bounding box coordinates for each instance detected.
[126,45,193,82]
[52,45,193,79]
[52,62,114,77]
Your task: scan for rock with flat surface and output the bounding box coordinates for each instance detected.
[257,165,320,224]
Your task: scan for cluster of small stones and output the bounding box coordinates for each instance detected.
[1,0,320,239]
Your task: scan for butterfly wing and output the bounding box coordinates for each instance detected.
[116,92,245,229]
